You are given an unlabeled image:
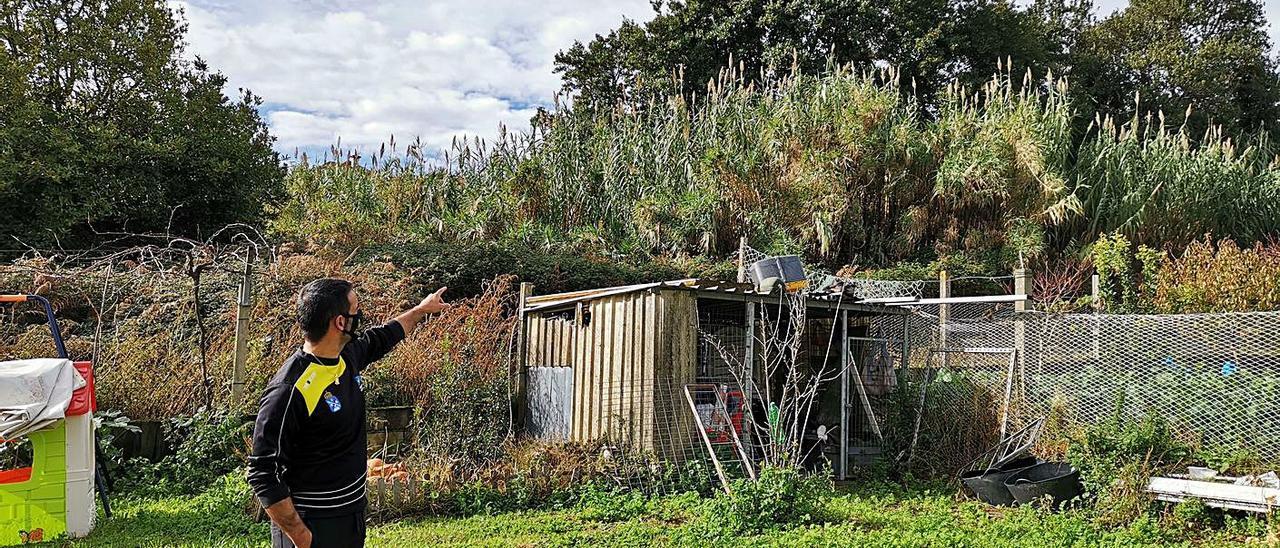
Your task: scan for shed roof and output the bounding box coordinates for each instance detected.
[523,278,907,315]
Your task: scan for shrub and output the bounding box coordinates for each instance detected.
[1084,234,1280,314]
[115,410,251,496]
[697,466,830,535]
[391,276,517,466]
[1066,404,1192,524]
[1091,232,1165,313]
[1152,236,1280,313]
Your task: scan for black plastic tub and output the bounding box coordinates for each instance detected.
[959,456,1039,506]
[1004,462,1084,509]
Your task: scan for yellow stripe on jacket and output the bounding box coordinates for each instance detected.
[293,358,346,415]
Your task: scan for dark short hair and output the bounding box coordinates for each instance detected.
[298,278,353,342]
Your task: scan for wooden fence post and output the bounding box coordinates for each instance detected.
[231,256,254,405]
[1013,267,1031,423]
[513,283,535,436]
[938,270,950,369]
[1091,273,1101,360]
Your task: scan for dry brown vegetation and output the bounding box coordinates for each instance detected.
[0,251,505,420]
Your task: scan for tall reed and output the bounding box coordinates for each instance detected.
[271,62,1280,268]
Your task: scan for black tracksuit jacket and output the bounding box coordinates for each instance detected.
[247,321,405,517]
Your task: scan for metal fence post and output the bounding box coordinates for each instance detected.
[738,236,757,461]
[839,310,848,480]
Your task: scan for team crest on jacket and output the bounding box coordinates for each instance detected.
[323,391,342,412]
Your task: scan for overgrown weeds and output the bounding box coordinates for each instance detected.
[110,409,251,497]
[388,275,518,465]
[695,466,830,536]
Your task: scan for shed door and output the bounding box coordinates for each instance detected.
[525,367,573,440]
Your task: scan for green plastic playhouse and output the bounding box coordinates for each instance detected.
[0,295,97,544]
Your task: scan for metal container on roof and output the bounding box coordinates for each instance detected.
[748,255,807,293]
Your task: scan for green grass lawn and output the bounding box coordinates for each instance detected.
[57,475,1272,547]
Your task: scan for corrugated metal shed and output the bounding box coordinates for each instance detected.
[524,288,699,460]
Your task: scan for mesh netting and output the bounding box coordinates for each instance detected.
[741,245,926,300]
[890,306,1280,469]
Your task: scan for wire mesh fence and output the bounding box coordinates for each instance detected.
[887,305,1280,472]
[525,247,1280,481]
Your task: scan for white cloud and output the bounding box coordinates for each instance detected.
[176,0,1280,159]
[171,0,653,157]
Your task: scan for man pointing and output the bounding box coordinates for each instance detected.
[247,278,449,547]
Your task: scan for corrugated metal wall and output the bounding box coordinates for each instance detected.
[525,366,573,439]
[523,289,699,460]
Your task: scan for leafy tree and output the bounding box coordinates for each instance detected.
[0,0,282,249]
[557,0,1280,141]
[1071,0,1280,137]
[554,0,1073,110]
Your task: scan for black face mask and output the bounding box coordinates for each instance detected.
[338,310,364,338]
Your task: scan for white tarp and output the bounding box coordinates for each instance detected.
[0,358,85,439]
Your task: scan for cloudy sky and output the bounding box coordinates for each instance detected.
[174,0,1280,160]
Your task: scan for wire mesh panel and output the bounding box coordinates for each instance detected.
[843,336,901,468]
[594,376,720,494]
[1021,311,1280,457]
[697,299,750,383]
[899,308,1280,468]
[906,348,1018,475]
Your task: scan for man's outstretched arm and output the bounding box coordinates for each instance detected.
[393,286,451,335]
[355,286,452,365]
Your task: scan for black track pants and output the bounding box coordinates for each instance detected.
[271,511,366,548]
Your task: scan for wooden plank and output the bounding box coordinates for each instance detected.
[572,303,583,439]
[525,284,646,305]
[619,295,633,445]
[582,301,595,440]
[560,318,574,365]
[536,316,547,368]
[668,290,697,462]
[640,291,654,451]
[656,289,672,461]
[1148,477,1280,512]
[590,298,606,440]
[631,293,644,448]
[614,296,625,444]
[524,282,670,313]
[526,316,539,367]
[576,302,591,440]
[597,297,611,441]
[572,308,586,441]
[609,296,623,441]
